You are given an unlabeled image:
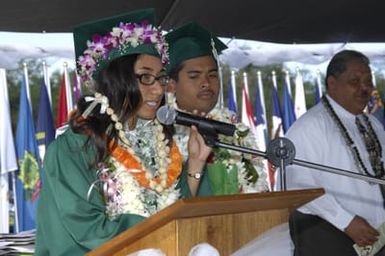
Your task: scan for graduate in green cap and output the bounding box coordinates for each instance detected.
[166,22,269,196]
[35,9,212,255]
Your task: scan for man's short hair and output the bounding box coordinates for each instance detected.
[325,50,370,88]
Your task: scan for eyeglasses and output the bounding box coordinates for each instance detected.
[136,73,169,86]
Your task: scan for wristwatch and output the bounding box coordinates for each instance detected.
[188,172,203,180]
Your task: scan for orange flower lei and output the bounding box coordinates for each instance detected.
[109,140,183,192]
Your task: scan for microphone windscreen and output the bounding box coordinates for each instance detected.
[156,105,176,125]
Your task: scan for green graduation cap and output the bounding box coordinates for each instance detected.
[166,22,227,74]
[73,8,168,84]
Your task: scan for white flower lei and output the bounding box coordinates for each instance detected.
[207,108,269,193]
[173,106,268,193]
[104,159,181,219]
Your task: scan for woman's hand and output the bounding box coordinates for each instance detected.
[186,125,212,196]
[188,125,212,162]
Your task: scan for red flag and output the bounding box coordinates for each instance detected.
[56,74,68,128]
[241,83,256,131]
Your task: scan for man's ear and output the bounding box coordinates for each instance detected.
[167,79,177,93]
[326,76,336,93]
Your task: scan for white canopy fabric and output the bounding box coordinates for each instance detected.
[1,32,385,73]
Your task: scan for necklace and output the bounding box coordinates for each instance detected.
[109,119,183,192]
[322,96,385,178]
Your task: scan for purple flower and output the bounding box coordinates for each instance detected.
[78,21,169,84]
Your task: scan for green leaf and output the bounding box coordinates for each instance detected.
[242,158,259,184]
[207,163,239,195]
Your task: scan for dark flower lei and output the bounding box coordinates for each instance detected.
[322,96,385,179]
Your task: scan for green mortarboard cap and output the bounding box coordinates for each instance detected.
[166,22,227,73]
[73,8,164,82]
[73,8,157,61]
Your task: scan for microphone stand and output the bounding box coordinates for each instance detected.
[202,134,385,190]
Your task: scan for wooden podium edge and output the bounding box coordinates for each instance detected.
[88,188,324,255]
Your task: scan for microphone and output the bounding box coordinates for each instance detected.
[156,105,236,137]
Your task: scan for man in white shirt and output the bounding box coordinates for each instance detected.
[285,50,385,255]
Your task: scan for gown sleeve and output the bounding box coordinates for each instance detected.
[35,130,145,255]
[178,161,213,198]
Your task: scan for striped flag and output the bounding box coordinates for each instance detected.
[15,74,42,231]
[56,74,68,128]
[241,73,256,132]
[294,68,307,118]
[0,69,18,233]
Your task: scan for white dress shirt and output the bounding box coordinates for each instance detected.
[284,95,385,231]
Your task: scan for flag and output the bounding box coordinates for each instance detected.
[227,74,237,113]
[0,69,18,233]
[294,69,307,118]
[271,84,283,139]
[15,74,41,231]
[241,74,256,132]
[282,79,296,133]
[241,86,256,131]
[268,72,283,191]
[36,79,55,161]
[56,74,68,128]
[314,70,323,105]
[254,76,267,151]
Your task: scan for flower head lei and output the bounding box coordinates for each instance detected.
[77,21,169,86]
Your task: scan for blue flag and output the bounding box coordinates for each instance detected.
[15,75,41,231]
[36,79,55,161]
[227,78,237,113]
[282,80,296,133]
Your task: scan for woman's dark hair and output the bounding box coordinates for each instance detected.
[70,54,173,165]
[325,50,370,89]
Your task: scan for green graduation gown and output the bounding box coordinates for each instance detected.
[35,128,212,255]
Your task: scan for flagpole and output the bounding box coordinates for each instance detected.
[284,69,292,96]
[257,70,267,132]
[23,63,31,112]
[42,61,52,107]
[294,66,307,118]
[271,70,277,89]
[63,62,73,114]
[243,72,249,94]
[218,63,224,109]
[231,70,237,105]
[0,68,19,233]
[241,72,249,126]
[12,171,19,233]
[372,70,377,87]
[316,69,323,99]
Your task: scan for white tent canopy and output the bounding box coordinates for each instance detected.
[1,32,385,74]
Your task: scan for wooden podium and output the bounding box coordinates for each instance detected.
[88,189,324,256]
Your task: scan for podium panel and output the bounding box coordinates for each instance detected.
[88,189,324,255]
